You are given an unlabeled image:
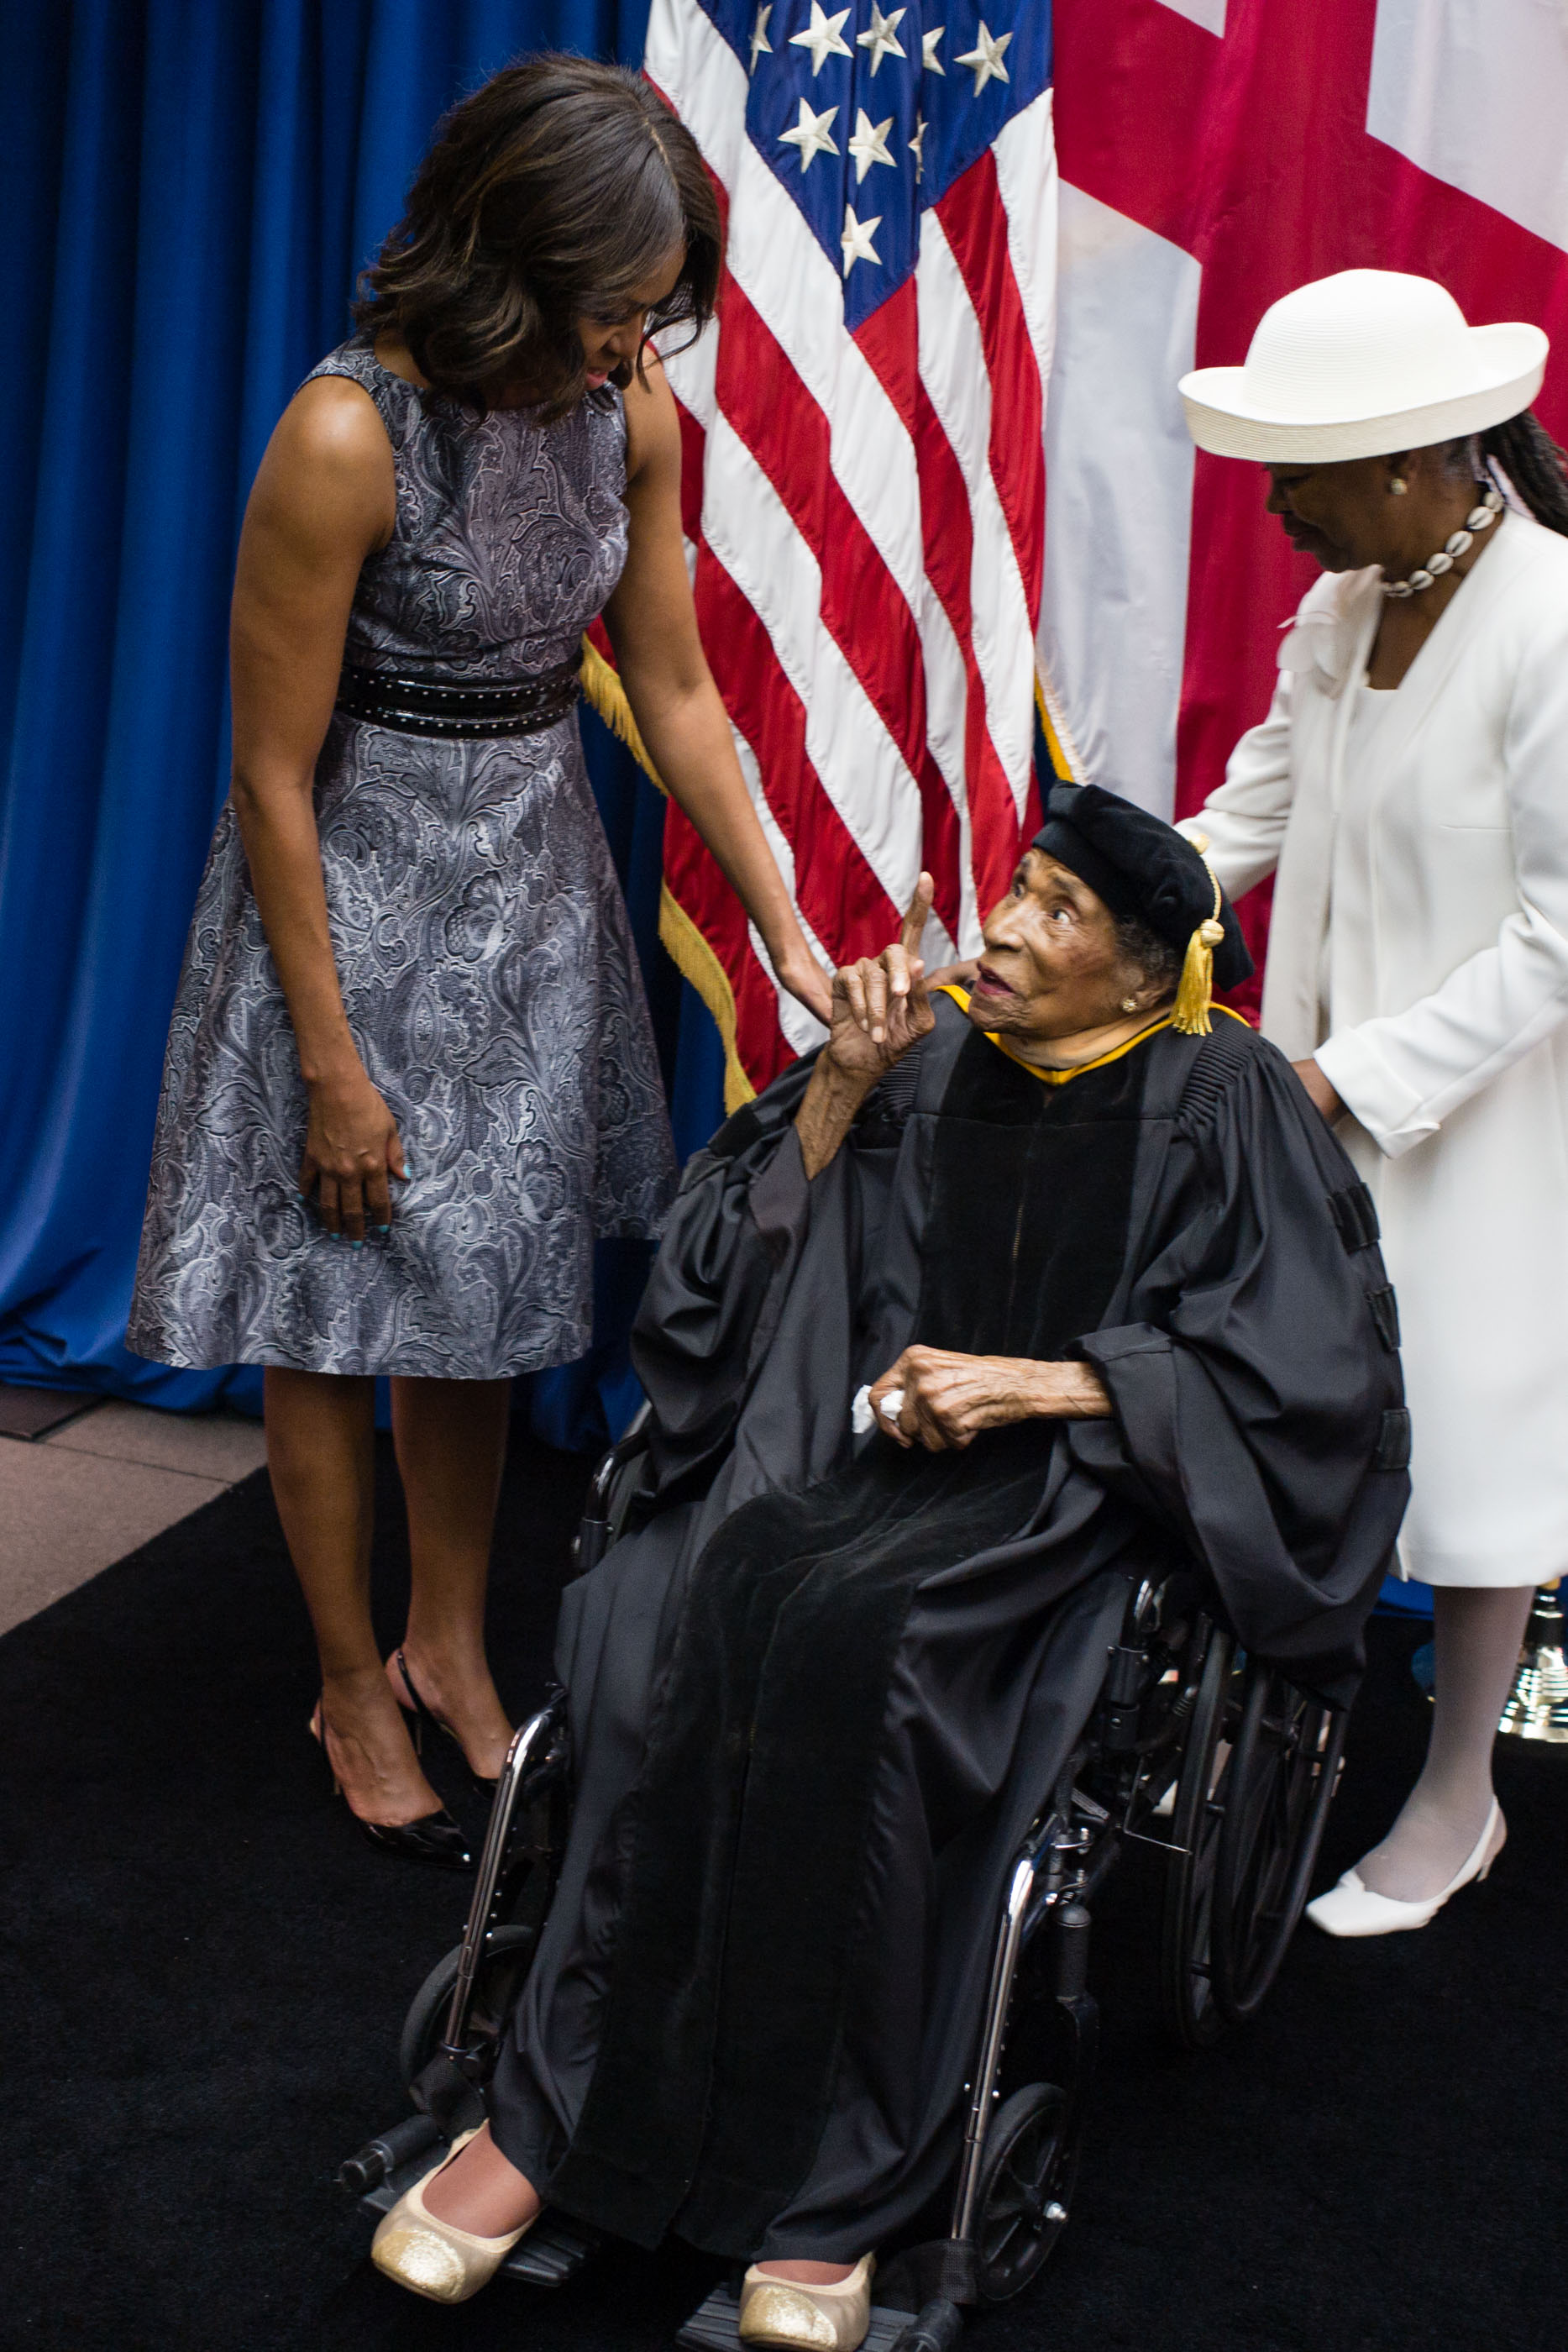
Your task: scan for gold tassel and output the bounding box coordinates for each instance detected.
[579,633,661,788]
[1172,858,1227,1037]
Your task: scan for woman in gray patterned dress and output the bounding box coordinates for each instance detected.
[128,58,831,1865]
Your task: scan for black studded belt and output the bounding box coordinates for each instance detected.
[333,653,582,740]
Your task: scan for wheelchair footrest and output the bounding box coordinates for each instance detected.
[359,2157,600,2288]
[501,2212,602,2286]
[679,2287,915,2352]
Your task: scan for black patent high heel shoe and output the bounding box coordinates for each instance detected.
[309,1700,473,1871]
[389,1647,501,1797]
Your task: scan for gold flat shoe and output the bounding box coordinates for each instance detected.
[738,2255,876,2352]
[370,2129,535,2304]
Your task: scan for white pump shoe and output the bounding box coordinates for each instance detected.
[1306,1798,1504,1939]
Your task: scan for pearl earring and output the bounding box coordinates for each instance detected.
[1389,475,1408,495]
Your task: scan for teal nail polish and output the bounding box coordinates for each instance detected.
[352,1240,364,1252]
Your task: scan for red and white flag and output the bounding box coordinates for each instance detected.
[1045,0,1568,958]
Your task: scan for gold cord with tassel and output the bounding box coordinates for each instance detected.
[579,634,658,780]
[1172,836,1226,1037]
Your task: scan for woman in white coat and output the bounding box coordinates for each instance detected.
[1177,270,1568,1937]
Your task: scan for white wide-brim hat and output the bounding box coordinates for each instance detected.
[1179,269,1548,463]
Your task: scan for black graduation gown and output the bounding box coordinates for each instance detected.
[488,1000,1408,2262]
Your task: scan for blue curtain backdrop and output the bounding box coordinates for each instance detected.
[0,0,731,1446]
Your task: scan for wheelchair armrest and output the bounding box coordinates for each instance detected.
[572,1400,657,1576]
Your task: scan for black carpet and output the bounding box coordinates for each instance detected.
[1,1437,1561,2352]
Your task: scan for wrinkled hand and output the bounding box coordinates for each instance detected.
[868,1347,1113,1451]
[825,874,937,1082]
[1290,1057,1345,1124]
[300,1064,406,1241]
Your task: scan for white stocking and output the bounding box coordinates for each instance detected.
[1356,1583,1536,1902]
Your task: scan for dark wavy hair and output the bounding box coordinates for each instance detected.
[1441,409,1568,538]
[354,55,721,418]
[1113,910,1181,1001]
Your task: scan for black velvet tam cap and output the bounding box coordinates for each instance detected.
[1033,780,1255,996]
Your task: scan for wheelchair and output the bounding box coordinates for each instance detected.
[343,1407,1349,2346]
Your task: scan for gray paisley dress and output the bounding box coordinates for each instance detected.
[128,338,676,1379]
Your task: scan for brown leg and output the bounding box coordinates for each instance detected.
[264,1365,440,1826]
[422,2122,542,2236]
[753,2264,860,2283]
[387,1374,515,1782]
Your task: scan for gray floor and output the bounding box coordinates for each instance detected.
[0,1400,267,1636]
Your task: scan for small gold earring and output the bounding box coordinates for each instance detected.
[1389,475,1408,495]
[1120,996,1138,1013]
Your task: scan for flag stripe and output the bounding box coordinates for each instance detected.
[692,531,899,951]
[852,280,1020,930]
[936,149,1048,629]
[715,280,963,937]
[915,208,1038,817]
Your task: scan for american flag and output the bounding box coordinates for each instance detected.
[641,0,1060,1100]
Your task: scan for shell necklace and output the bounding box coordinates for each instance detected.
[1382,483,1504,599]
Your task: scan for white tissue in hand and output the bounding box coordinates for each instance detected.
[852,1384,905,1433]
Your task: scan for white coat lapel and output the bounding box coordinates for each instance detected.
[1260,577,1381,1056]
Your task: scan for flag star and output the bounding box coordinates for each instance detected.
[956,21,1012,93]
[841,202,884,277]
[909,111,927,181]
[779,96,840,171]
[856,3,907,74]
[847,108,896,183]
[789,2,852,74]
[749,3,773,72]
[921,24,946,73]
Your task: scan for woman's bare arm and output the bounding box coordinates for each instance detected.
[606,361,832,1026]
[228,376,401,1239]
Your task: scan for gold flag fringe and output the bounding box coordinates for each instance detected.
[1034,660,1088,785]
[578,634,756,1113]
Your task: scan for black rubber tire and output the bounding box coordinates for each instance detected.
[398,1924,539,2092]
[1212,1663,1348,2024]
[1158,1622,1237,2051]
[973,2082,1078,2302]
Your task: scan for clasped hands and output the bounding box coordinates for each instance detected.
[866,1347,1112,1451]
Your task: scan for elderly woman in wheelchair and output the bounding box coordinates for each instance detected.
[365,785,1409,2337]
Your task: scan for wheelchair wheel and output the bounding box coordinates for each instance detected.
[1213,1664,1347,2024]
[973,2082,1077,2302]
[398,1924,539,2092]
[1158,1622,1238,2051]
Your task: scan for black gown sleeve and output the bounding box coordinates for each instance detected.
[1075,1033,1409,1700]
[628,1053,823,1490]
